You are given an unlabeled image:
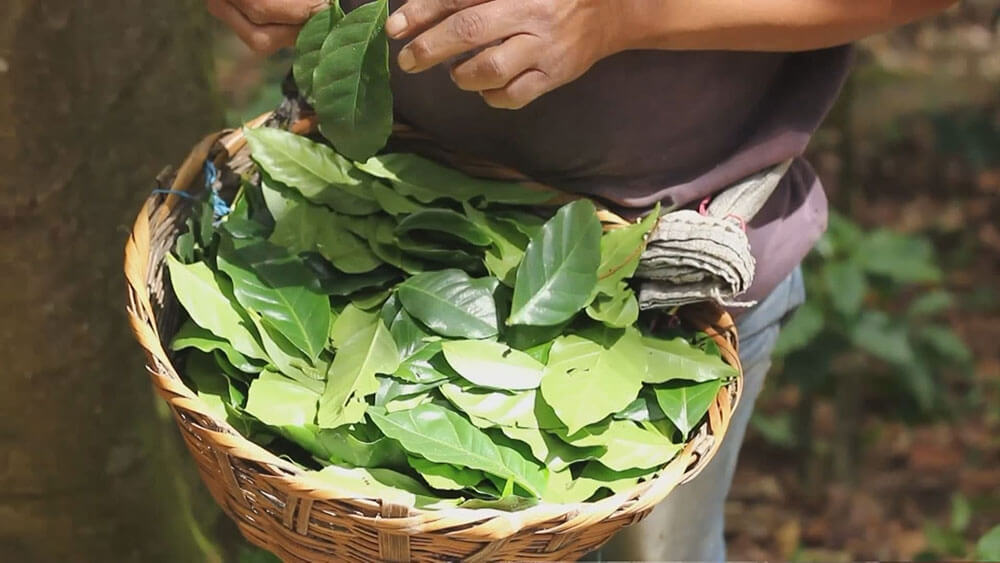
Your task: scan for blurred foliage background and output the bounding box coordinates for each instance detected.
[206,3,1000,561]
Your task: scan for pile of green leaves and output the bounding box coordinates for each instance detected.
[164,0,736,509]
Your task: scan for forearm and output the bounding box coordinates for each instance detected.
[617,0,958,52]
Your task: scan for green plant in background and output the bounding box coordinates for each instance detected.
[777,212,972,409]
[915,494,1000,561]
[752,212,972,474]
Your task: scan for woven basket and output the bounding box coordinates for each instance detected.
[124,107,745,562]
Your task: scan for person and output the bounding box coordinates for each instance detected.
[206,1,960,560]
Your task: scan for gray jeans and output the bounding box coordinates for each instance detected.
[592,267,806,562]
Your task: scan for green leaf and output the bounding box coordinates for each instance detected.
[270,200,383,274]
[231,178,273,233]
[312,0,392,161]
[509,200,602,326]
[196,199,216,249]
[442,340,545,390]
[185,351,246,411]
[310,465,437,507]
[504,319,572,352]
[642,336,737,383]
[408,456,492,493]
[245,370,320,427]
[172,321,263,373]
[499,426,603,472]
[396,209,492,246]
[393,342,454,383]
[915,325,972,364]
[749,412,796,448]
[313,425,408,469]
[217,236,331,361]
[369,404,547,497]
[341,214,427,274]
[374,376,443,406]
[384,310,430,360]
[924,521,968,558]
[395,236,485,272]
[224,228,324,293]
[855,230,941,283]
[595,205,658,294]
[850,311,915,366]
[293,6,344,97]
[175,228,195,263]
[351,288,391,310]
[823,260,867,317]
[976,525,1000,561]
[166,256,266,361]
[397,270,499,339]
[463,203,529,286]
[247,313,325,394]
[492,210,546,238]
[386,393,435,413]
[556,419,681,471]
[522,341,554,364]
[439,383,562,429]
[907,290,954,318]
[356,153,554,204]
[950,493,972,532]
[371,182,425,215]
[460,496,539,510]
[540,330,647,434]
[222,217,269,240]
[328,305,387,366]
[309,260,399,297]
[824,212,865,255]
[615,390,666,423]
[652,379,724,436]
[585,283,639,328]
[318,308,399,428]
[542,462,648,504]
[245,128,378,212]
[261,179,297,223]
[773,302,825,357]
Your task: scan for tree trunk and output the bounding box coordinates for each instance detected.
[0,1,226,561]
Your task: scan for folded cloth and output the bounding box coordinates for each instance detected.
[636,159,793,310]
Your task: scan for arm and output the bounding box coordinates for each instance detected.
[208,0,958,108]
[618,0,962,52]
[387,0,958,108]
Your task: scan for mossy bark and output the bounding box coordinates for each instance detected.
[0,1,226,561]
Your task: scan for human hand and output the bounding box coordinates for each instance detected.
[205,0,327,54]
[385,0,627,109]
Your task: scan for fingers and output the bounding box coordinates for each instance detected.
[449,34,538,92]
[398,0,524,73]
[386,0,492,39]
[227,0,326,25]
[480,68,552,110]
[206,0,300,54]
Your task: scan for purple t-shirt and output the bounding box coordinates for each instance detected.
[345,1,853,302]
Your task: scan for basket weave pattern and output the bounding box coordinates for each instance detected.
[123,116,744,562]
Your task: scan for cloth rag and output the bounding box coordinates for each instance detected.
[636,159,793,309]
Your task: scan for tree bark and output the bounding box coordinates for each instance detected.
[0,1,226,561]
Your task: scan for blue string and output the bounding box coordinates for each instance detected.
[204,161,232,222]
[150,161,231,225]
